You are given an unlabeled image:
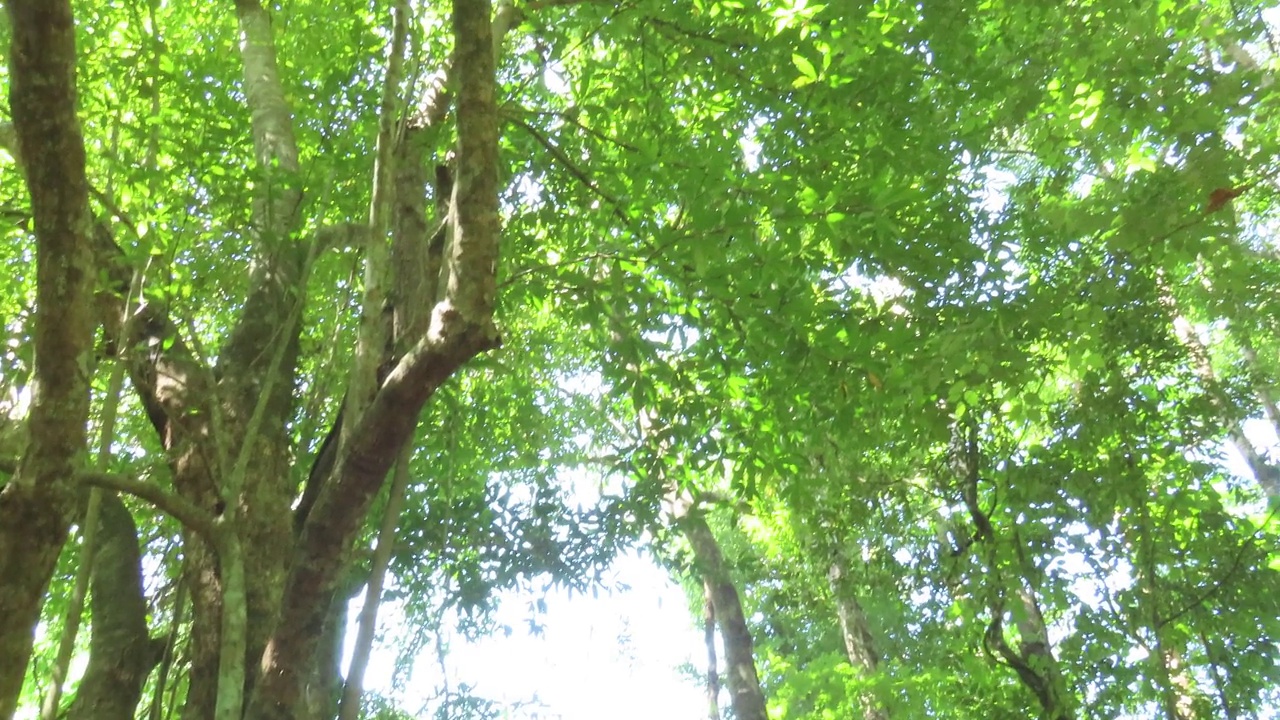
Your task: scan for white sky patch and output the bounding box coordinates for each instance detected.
[740,116,766,172]
[975,165,1017,215]
[340,365,706,719]
[1222,417,1280,485]
[543,65,571,96]
[515,174,543,208]
[833,262,910,308]
[351,553,706,720]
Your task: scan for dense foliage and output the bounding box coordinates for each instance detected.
[2,0,1280,719]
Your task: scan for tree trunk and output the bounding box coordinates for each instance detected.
[1159,274,1280,499]
[985,585,1073,720]
[680,510,768,720]
[245,1,503,716]
[0,0,502,717]
[0,0,97,713]
[703,579,721,720]
[1237,337,1280,439]
[300,591,353,720]
[66,492,164,720]
[956,425,1073,720]
[339,447,412,720]
[1152,643,1198,720]
[828,553,888,720]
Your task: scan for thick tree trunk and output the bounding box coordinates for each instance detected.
[0,0,97,714]
[680,511,768,720]
[66,493,164,720]
[246,2,503,717]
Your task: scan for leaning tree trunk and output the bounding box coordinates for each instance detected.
[1237,338,1280,441]
[0,0,97,714]
[1158,272,1280,500]
[66,492,165,720]
[244,0,503,717]
[677,508,768,720]
[703,580,721,720]
[953,420,1073,720]
[828,552,889,720]
[984,585,1073,720]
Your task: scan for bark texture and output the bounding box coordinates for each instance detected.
[0,0,96,714]
[1158,273,1280,499]
[985,587,1072,720]
[680,510,768,720]
[246,1,503,716]
[828,554,888,720]
[66,493,164,720]
[953,420,1073,720]
[703,580,721,720]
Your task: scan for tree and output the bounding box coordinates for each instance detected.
[0,1,97,715]
[5,0,1280,719]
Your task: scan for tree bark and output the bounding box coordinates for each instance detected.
[954,421,1073,720]
[66,493,164,720]
[43,346,131,720]
[828,553,888,720]
[1238,339,1280,438]
[1158,273,1280,500]
[703,579,721,720]
[985,586,1073,720]
[679,510,768,720]
[246,1,503,716]
[0,0,97,714]
[338,447,412,720]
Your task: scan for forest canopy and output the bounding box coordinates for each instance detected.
[2,0,1280,719]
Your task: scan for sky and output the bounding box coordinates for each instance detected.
[350,551,713,720]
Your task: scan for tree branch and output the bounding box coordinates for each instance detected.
[510,115,630,224]
[79,471,217,541]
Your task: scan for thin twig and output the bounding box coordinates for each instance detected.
[509,116,631,224]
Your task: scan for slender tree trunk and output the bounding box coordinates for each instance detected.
[44,356,130,720]
[703,579,721,720]
[300,588,355,720]
[828,553,888,720]
[1237,338,1280,440]
[1130,492,1200,720]
[0,0,97,713]
[679,510,768,720]
[339,447,412,720]
[42,488,103,720]
[984,584,1073,720]
[1159,275,1280,499]
[1198,629,1238,720]
[147,577,187,720]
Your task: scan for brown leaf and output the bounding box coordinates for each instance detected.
[1206,184,1249,213]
